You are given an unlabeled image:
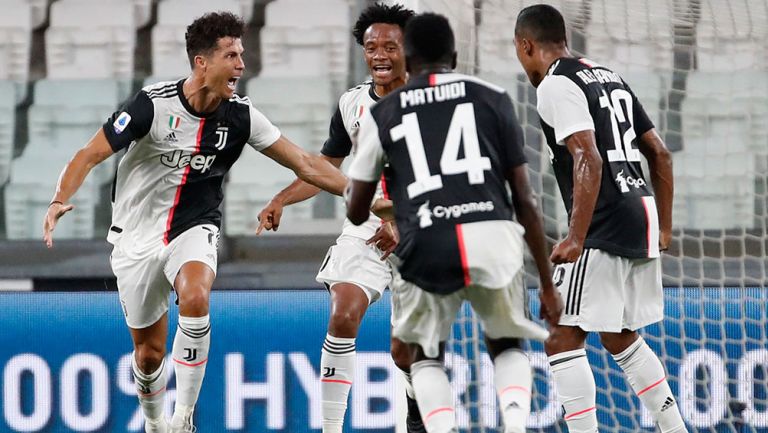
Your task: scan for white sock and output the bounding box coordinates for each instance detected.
[321,334,356,433]
[172,315,210,414]
[548,349,598,433]
[494,350,532,433]
[131,354,167,423]
[613,337,687,433]
[412,360,457,433]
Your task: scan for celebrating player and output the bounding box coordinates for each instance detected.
[346,13,563,433]
[255,4,426,433]
[514,4,687,433]
[42,12,346,433]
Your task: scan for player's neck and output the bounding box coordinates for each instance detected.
[183,75,222,115]
[375,76,407,97]
[538,46,572,78]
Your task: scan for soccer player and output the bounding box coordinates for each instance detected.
[346,13,563,433]
[255,4,425,433]
[514,5,686,433]
[42,12,346,433]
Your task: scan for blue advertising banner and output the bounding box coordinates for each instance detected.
[0,288,766,432]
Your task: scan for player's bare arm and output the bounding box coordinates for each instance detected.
[637,128,674,251]
[552,129,602,264]
[345,179,377,225]
[256,154,344,234]
[261,135,347,197]
[507,163,563,326]
[43,128,114,248]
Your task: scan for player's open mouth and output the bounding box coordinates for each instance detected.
[227,77,239,91]
[372,65,392,77]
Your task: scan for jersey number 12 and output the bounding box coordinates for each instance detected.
[599,88,641,162]
[390,102,491,199]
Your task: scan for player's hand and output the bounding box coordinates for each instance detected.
[370,197,394,221]
[659,229,672,252]
[256,199,284,235]
[43,202,75,248]
[550,236,583,264]
[538,285,563,328]
[366,221,399,260]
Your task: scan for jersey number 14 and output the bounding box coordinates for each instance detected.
[390,102,491,199]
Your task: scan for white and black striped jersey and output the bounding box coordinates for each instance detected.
[321,80,384,240]
[537,57,660,259]
[349,73,527,294]
[102,79,281,254]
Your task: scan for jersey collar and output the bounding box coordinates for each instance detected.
[368,82,381,101]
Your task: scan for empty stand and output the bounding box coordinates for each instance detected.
[0,1,32,103]
[696,0,768,71]
[58,0,153,29]
[45,1,136,80]
[0,81,15,185]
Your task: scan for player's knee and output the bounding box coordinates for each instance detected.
[176,283,210,314]
[328,307,363,337]
[134,345,165,374]
[390,338,412,372]
[544,326,586,356]
[599,329,638,355]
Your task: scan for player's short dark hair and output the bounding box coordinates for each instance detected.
[352,2,415,46]
[185,11,245,67]
[515,4,567,45]
[404,13,454,64]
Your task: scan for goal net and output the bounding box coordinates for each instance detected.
[394,0,768,432]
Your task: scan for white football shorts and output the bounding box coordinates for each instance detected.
[390,264,549,359]
[553,248,663,332]
[110,224,219,329]
[315,235,392,304]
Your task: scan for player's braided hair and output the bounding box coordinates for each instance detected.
[185,11,246,67]
[352,3,415,46]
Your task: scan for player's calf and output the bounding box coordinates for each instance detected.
[603,332,688,433]
[411,358,457,433]
[391,338,426,433]
[486,338,530,433]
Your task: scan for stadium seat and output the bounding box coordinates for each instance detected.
[585,0,674,73]
[45,1,135,80]
[696,0,768,71]
[259,0,350,96]
[246,76,333,153]
[4,154,98,240]
[152,0,247,78]
[0,1,32,103]
[676,71,768,229]
[58,0,153,29]
[0,81,16,186]
[27,79,121,184]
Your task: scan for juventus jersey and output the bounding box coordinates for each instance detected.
[103,79,281,254]
[537,57,659,259]
[321,80,383,240]
[349,73,527,294]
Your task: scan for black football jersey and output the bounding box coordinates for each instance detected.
[348,72,527,294]
[537,57,660,259]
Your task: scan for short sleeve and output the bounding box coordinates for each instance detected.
[497,92,527,169]
[247,105,281,151]
[102,91,154,152]
[623,82,655,137]
[536,75,594,144]
[321,105,353,158]
[347,110,385,182]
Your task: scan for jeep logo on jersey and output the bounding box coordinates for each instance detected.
[160,150,216,173]
[417,200,495,228]
[615,170,646,193]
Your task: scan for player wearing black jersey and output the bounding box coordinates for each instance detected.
[255,4,426,433]
[515,5,686,433]
[42,12,346,433]
[347,14,562,433]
